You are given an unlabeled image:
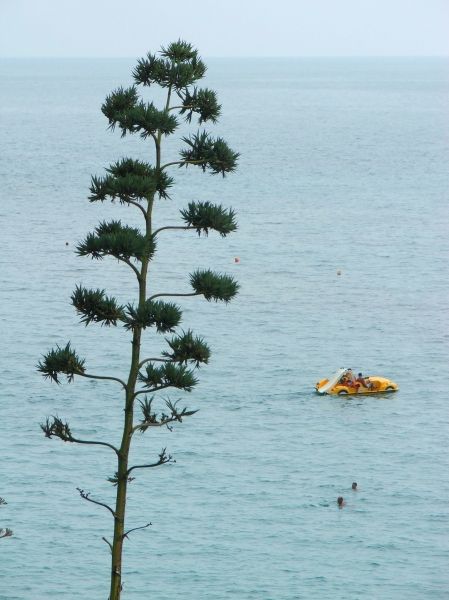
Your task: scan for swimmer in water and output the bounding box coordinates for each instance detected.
[337,496,346,508]
[352,482,358,491]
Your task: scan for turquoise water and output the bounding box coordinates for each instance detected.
[1,57,449,599]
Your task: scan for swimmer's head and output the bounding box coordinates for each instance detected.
[352,482,357,490]
[337,496,344,506]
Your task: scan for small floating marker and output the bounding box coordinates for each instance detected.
[336,270,341,276]
[65,242,69,246]
[234,257,240,263]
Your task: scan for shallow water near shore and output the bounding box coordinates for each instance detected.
[1,57,449,599]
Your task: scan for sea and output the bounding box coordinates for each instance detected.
[0,56,448,599]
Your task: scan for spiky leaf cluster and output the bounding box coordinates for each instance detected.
[181,131,239,176]
[37,343,85,383]
[101,86,139,134]
[190,269,239,303]
[71,285,125,327]
[77,220,155,262]
[107,472,135,486]
[180,201,237,237]
[129,102,178,139]
[41,416,74,441]
[181,87,221,124]
[90,158,174,203]
[160,40,199,62]
[138,363,198,392]
[162,330,210,367]
[133,41,206,90]
[124,300,182,332]
[102,87,177,138]
[139,397,159,426]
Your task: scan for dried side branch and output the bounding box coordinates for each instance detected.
[77,488,116,517]
[123,522,151,540]
[102,536,113,553]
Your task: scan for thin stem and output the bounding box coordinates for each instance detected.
[126,199,148,219]
[70,437,119,455]
[168,104,191,111]
[118,257,142,281]
[131,415,180,434]
[78,372,127,390]
[102,537,113,553]
[123,523,151,540]
[148,292,199,301]
[152,225,195,237]
[165,85,172,111]
[138,357,172,369]
[161,159,206,171]
[149,132,159,159]
[77,488,116,518]
[133,383,173,398]
[127,452,172,475]
[127,461,165,475]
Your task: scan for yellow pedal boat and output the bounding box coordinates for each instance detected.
[315,368,399,395]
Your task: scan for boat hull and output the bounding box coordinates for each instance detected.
[316,375,399,395]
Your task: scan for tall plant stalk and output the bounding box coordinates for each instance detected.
[38,41,239,600]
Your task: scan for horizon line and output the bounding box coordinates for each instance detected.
[2,54,449,60]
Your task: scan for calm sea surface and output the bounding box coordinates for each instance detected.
[1,57,448,599]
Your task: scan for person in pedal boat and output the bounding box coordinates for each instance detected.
[345,369,360,390]
[356,372,373,390]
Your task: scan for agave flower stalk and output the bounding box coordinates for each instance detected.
[38,40,239,600]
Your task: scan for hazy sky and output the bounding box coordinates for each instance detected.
[1,0,448,58]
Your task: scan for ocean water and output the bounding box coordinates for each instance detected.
[1,57,448,599]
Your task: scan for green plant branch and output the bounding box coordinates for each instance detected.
[138,357,172,369]
[169,104,191,111]
[152,225,194,237]
[118,257,142,281]
[126,199,148,219]
[78,372,127,389]
[148,292,200,301]
[42,417,120,454]
[70,437,120,455]
[133,383,173,398]
[165,84,172,111]
[130,415,179,434]
[161,159,205,170]
[127,448,173,475]
[149,131,159,159]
